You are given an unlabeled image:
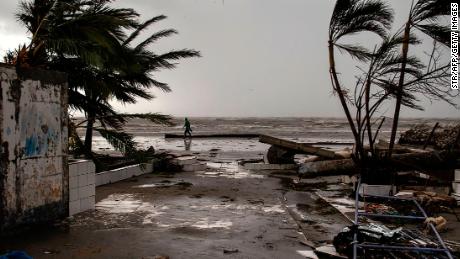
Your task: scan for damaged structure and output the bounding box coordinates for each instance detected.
[0,64,68,232]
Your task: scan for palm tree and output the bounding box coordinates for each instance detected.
[16,0,138,67]
[356,34,424,155]
[14,0,200,158]
[388,0,450,155]
[328,0,393,161]
[72,15,200,155]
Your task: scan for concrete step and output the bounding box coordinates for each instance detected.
[182,163,207,172]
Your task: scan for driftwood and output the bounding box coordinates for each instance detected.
[299,158,355,176]
[259,135,338,159]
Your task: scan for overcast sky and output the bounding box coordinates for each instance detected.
[1,0,458,118]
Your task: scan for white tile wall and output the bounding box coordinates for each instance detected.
[69,160,96,216]
[95,160,155,187]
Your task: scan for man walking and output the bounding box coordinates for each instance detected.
[184,117,192,138]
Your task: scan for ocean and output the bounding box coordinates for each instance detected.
[87,117,458,154]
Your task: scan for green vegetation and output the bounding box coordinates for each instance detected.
[5,0,200,162]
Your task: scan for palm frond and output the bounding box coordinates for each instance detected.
[119,113,175,126]
[135,29,178,50]
[95,127,137,155]
[330,0,394,42]
[148,49,201,70]
[124,15,167,46]
[415,23,450,47]
[335,43,372,61]
[412,0,449,23]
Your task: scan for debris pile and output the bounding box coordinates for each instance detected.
[333,223,452,258]
[399,123,460,149]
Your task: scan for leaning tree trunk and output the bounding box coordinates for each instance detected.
[365,71,374,156]
[83,111,96,158]
[389,21,411,156]
[328,40,364,160]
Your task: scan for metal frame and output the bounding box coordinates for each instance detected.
[352,177,454,259]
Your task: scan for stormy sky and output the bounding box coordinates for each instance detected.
[1,0,458,118]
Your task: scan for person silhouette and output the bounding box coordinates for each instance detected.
[183,117,192,138]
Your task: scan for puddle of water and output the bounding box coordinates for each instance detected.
[191,219,233,229]
[133,180,190,188]
[199,170,264,179]
[262,205,285,213]
[96,194,166,220]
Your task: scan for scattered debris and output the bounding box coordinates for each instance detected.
[222,248,239,254]
[425,216,448,232]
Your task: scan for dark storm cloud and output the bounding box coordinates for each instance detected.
[1,0,459,117]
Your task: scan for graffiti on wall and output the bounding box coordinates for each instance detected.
[21,104,60,158]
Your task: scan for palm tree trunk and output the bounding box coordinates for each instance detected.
[365,78,374,155]
[328,41,364,160]
[84,112,96,158]
[388,21,411,156]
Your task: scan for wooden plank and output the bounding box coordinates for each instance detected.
[259,134,337,158]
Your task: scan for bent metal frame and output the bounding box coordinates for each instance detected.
[352,178,454,259]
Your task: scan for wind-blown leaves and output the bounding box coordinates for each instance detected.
[335,43,372,61]
[119,113,175,126]
[329,0,394,42]
[94,128,136,155]
[415,23,450,47]
[123,15,167,46]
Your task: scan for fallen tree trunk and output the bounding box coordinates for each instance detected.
[259,134,338,158]
[298,150,460,179]
[299,158,355,177]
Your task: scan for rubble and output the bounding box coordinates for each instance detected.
[399,123,460,149]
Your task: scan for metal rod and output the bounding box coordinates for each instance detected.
[361,194,416,201]
[353,177,361,259]
[357,244,448,253]
[358,212,425,220]
[413,199,454,259]
[353,181,454,258]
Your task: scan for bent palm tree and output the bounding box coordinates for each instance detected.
[14,1,200,158]
[328,0,393,161]
[76,15,200,154]
[388,0,450,155]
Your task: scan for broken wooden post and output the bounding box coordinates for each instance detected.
[423,122,439,149]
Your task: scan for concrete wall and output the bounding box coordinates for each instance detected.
[69,160,95,216]
[96,161,154,186]
[0,64,68,231]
